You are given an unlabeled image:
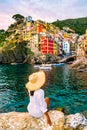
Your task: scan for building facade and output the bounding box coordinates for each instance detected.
[62,40,70,55]
[40,36,57,55]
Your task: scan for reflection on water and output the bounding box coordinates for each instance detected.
[0,64,87,114]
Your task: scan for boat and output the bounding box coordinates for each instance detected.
[11,62,18,65]
[39,64,52,70]
[34,65,40,68]
[52,63,65,66]
[34,63,52,69]
[39,66,52,70]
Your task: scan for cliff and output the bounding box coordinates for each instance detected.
[0,110,87,130]
[0,42,33,64]
[70,57,87,72]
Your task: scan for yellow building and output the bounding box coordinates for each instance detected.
[23,31,31,41]
[54,43,57,54]
[26,22,31,27]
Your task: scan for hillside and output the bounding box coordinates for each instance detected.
[0,14,34,64]
[52,17,87,35]
[0,14,87,64]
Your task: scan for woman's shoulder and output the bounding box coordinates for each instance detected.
[35,89,44,95]
[37,89,44,92]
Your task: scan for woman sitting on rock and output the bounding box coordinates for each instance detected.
[26,70,52,126]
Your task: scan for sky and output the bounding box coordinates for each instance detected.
[0,0,87,30]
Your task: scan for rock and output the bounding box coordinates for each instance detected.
[0,110,64,130]
[83,126,87,130]
[0,111,87,130]
[82,110,87,118]
[64,113,87,129]
[70,57,87,72]
[0,42,32,64]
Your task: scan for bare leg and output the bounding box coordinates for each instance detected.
[44,97,52,125]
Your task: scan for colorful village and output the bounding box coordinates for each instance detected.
[23,16,77,57]
[17,16,87,64]
[0,15,87,65]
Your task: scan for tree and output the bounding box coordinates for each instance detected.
[0,29,5,34]
[12,14,24,24]
[0,29,6,44]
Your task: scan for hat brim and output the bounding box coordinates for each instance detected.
[26,71,46,91]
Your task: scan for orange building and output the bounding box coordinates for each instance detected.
[37,25,43,34]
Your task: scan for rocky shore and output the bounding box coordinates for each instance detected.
[0,110,87,130]
[70,57,87,72]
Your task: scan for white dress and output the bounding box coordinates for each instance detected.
[27,89,47,118]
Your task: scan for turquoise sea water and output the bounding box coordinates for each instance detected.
[0,64,87,114]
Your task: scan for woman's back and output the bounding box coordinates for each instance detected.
[28,89,47,118]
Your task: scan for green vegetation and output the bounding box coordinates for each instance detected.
[12,14,24,24]
[0,30,6,45]
[0,14,34,63]
[52,17,87,35]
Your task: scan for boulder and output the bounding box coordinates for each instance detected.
[0,110,64,130]
[70,57,87,72]
[64,113,87,130]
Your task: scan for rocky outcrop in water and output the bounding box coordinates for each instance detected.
[0,110,87,130]
[70,57,87,72]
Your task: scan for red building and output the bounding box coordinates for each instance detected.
[40,36,56,54]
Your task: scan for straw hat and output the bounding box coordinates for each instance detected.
[26,70,46,91]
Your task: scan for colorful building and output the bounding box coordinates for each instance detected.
[40,36,57,54]
[37,25,43,34]
[62,40,70,55]
[26,16,32,22]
